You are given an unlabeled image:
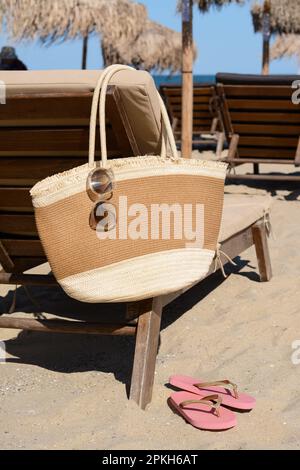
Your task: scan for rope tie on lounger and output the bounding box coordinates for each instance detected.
[227,164,236,175]
[213,243,237,278]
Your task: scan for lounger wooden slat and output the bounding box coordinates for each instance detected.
[223,85,293,98]
[170,103,214,112]
[160,83,223,148]
[234,124,300,136]
[216,73,300,180]
[0,213,37,236]
[1,239,44,257]
[0,158,85,186]
[239,136,298,147]
[227,99,297,111]
[162,87,212,97]
[0,94,92,126]
[163,95,211,104]
[0,188,32,210]
[230,112,300,124]
[173,120,211,127]
[0,87,130,126]
[0,127,118,157]
[0,317,136,336]
[174,114,213,122]
[238,148,296,158]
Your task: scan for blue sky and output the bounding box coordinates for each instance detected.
[0,0,298,74]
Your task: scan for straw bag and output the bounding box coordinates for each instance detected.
[31,65,227,302]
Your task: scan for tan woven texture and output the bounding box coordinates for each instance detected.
[35,174,224,280]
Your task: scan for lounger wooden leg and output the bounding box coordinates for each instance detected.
[252,220,272,282]
[129,297,163,409]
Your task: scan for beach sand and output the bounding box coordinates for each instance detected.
[0,163,300,450]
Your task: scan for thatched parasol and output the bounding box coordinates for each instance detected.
[2,0,147,42]
[102,19,195,73]
[251,0,300,74]
[271,34,300,63]
[1,0,148,68]
[252,0,300,35]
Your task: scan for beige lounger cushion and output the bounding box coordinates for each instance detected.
[0,69,162,155]
[219,194,273,243]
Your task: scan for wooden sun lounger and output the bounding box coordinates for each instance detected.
[0,71,272,409]
[216,73,300,181]
[160,83,225,156]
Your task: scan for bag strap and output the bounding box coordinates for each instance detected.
[88,64,179,169]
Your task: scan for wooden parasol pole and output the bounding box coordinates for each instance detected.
[181,0,193,158]
[82,35,89,69]
[262,0,271,75]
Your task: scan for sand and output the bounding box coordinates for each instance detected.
[0,165,300,450]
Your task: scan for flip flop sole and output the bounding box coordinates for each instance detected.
[169,375,256,411]
[169,391,237,431]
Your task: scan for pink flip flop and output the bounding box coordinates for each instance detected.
[169,375,256,411]
[169,391,237,431]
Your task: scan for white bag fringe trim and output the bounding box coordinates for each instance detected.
[31,156,227,208]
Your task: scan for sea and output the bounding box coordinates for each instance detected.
[153,74,215,88]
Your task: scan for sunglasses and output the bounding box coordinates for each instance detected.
[86,167,116,232]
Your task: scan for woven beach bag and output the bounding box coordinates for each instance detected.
[30,65,227,302]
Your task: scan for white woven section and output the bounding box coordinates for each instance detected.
[59,248,215,303]
[31,156,227,208]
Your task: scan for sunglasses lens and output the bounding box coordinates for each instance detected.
[87,168,115,201]
[89,202,116,232]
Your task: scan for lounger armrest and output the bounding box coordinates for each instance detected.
[295,136,300,167]
[227,133,239,161]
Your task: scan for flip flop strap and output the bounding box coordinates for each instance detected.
[179,394,222,417]
[195,380,238,399]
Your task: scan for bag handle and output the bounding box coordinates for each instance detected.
[88,64,178,169]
